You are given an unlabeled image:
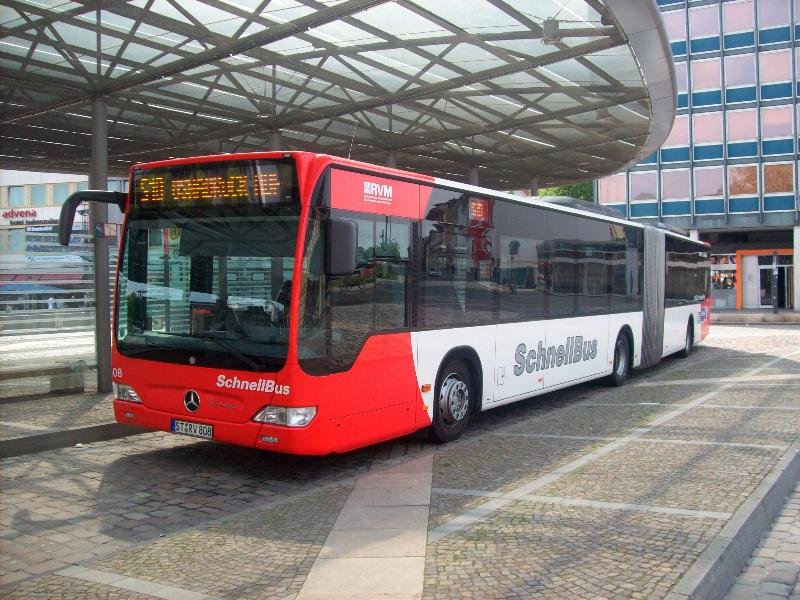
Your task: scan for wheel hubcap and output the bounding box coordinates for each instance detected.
[440,374,468,425]
[615,341,627,377]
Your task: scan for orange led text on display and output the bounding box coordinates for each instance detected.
[136,172,281,203]
[469,197,489,223]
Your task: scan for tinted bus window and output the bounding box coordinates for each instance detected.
[665,236,709,305]
[491,201,547,322]
[418,188,496,328]
[546,211,578,318]
[576,217,613,316]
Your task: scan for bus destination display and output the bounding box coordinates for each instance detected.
[133,161,291,209]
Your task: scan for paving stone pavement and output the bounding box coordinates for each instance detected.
[725,481,800,600]
[0,324,799,598]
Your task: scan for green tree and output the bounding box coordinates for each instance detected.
[537,181,593,201]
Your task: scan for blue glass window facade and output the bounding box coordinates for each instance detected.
[597,0,798,221]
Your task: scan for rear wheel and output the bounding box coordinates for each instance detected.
[430,359,473,443]
[605,333,630,387]
[678,321,693,358]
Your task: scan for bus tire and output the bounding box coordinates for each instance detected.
[605,332,630,387]
[677,320,693,358]
[430,359,473,443]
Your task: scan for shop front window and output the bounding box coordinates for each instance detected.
[710,254,737,309]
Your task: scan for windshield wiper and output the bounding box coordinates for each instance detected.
[194,333,262,371]
[121,331,263,371]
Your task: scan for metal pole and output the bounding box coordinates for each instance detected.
[529,176,539,196]
[772,251,778,315]
[90,96,112,393]
[267,130,282,150]
[468,166,479,186]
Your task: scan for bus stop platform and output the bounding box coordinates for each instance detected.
[1,324,799,598]
[712,309,800,324]
[0,389,140,458]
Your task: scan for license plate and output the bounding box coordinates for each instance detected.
[171,419,213,440]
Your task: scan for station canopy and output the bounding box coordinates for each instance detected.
[0,0,675,189]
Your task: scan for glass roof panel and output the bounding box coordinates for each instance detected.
[123,25,191,49]
[486,71,546,88]
[98,10,138,32]
[146,0,196,26]
[0,10,28,30]
[583,47,642,86]
[12,0,82,9]
[409,0,526,34]
[50,22,103,52]
[265,36,316,55]
[119,42,165,65]
[441,43,507,70]
[534,92,583,112]
[260,0,316,23]
[353,3,448,39]
[539,58,609,87]
[307,56,372,87]
[331,57,409,91]
[216,0,270,11]
[205,16,248,37]
[505,0,601,26]
[306,20,383,48]
[487,39,555,60]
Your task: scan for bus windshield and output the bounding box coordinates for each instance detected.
[115,159,300,372]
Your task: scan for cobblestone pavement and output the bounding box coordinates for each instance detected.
[1,324,799,598]
[725,481,800,600]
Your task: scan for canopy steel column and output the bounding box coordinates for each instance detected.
[386,151,397,168]
[794,226,799,312]
[529,176,539,195]
[468,166,479,186]
[90,96,112,393]
[267,130,283,150]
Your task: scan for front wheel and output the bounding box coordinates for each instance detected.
[430,360,474,443]
[605,333,630,387]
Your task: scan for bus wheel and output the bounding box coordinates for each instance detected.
[678,321,693,358]
[431,360,473,443]
[605,333,630,387]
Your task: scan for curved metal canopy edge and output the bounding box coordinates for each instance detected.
[0,0,675,188]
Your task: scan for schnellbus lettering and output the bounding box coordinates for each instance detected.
[513,336,598,376]
[216,374,290,395]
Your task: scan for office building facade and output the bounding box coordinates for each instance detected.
[597,0,799,311]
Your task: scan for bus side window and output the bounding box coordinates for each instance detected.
[491,201,546,323]
[546,211,577,318]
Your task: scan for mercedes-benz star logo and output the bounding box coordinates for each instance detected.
[184,390,200,412]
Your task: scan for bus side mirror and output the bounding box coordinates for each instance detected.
[59,191,128,246]
[326,219,357,276]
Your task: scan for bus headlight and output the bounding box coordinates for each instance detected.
[253,405,316,427]
[113,382,142,403]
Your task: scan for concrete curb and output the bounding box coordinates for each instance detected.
[666,438,800,600]
[0,423,147,459]
[0,389,87,404]
[711,315,800,324]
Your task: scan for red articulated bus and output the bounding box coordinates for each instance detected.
[59,152,711,455]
